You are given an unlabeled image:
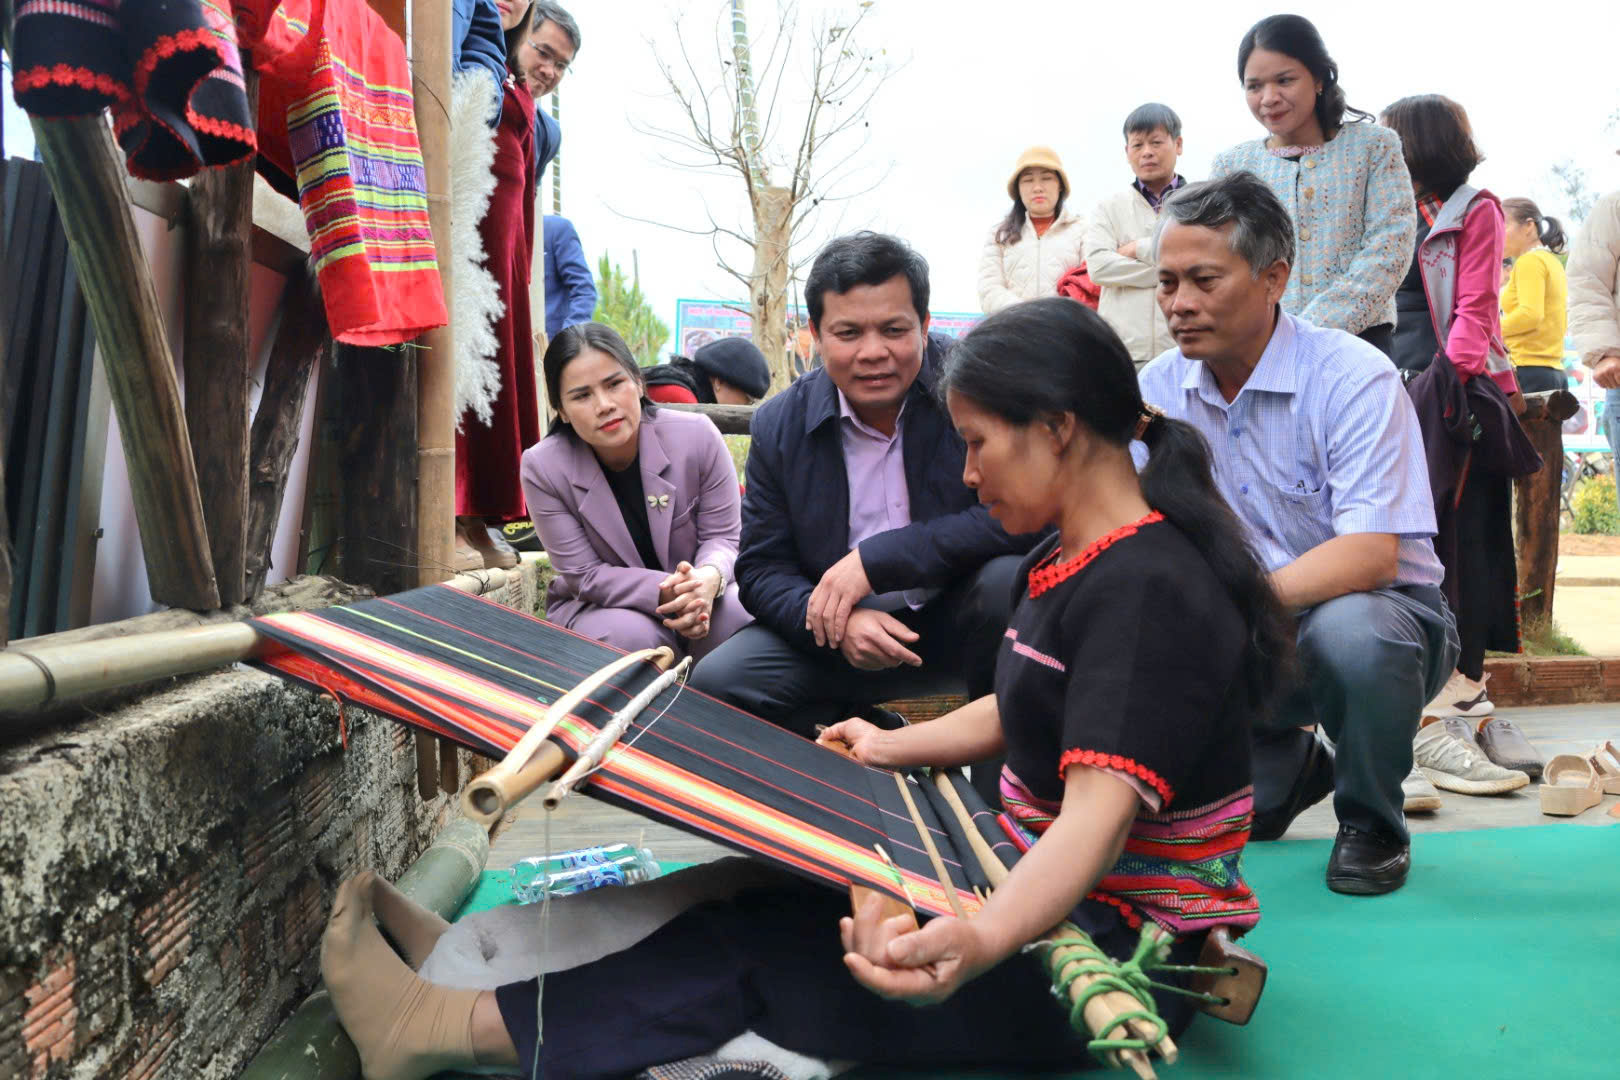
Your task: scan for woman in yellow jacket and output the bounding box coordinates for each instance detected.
[1500,197,1569,394]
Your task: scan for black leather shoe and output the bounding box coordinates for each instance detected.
[1250,731,1336,841]
[1326,826,1410,895]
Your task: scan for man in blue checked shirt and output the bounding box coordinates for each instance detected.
[1138,173,1459,897]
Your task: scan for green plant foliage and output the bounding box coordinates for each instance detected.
[592,254,669,365]
[1570,474,1619,535]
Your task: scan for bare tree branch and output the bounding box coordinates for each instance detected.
[630,1,896,391]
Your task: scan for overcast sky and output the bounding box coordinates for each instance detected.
[6,0,1619,347]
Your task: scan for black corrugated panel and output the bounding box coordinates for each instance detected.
[3,157,101,639]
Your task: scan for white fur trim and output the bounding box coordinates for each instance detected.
[449,69,506,430]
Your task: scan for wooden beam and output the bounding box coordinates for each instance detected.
[184,70,261,606]
[1514,389,1580,627]
[660,401,757,435]
[244,272,330,599]
[28,114,220,610]
[411,0,460,794]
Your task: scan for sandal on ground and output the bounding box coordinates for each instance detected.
[1539,754,1604,817]
[1588,741,1620,796]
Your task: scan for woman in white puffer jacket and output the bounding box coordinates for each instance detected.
[977,146,1088,314]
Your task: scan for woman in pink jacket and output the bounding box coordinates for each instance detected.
[1381,95,1541,790]
[521,323,753,657]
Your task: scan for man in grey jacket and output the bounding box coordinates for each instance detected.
[1083,103,1187,369]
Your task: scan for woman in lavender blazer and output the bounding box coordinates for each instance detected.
[520,323,752,658]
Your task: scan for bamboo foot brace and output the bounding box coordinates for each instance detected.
[322,875,482,1080]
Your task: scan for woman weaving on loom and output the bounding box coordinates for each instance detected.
[318,298,1290,1078]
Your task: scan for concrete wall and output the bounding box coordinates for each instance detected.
[0,565,545,1079]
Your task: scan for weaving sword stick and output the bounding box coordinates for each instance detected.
[928,772,1175,1077]
[462,646,674,823]
[542,657,693,809]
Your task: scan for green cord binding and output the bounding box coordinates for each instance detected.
[1037,922,1236,1064]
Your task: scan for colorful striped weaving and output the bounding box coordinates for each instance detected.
[252,586,1015,919]
[250,0,448,345]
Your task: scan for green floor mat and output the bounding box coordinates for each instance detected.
[463,827,1618,1079]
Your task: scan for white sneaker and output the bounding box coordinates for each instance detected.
[1401,765,1442,812]
[1423,671,1494,719]
[1413,718,1530,795]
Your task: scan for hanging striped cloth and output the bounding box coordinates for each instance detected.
[243,0,449,345]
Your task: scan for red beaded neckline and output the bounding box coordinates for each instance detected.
[1026,511,1165,599]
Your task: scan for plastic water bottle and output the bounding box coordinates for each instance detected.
[508,843,662,903]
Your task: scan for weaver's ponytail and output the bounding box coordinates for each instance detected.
[1137,412,1294,713]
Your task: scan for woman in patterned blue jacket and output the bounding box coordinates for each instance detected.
[1212,14,1415,357]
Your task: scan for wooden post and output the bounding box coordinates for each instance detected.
[27,114,220,610]
[184,71,261,606]
[1514,389,1579,627]
[244,272,329,599]
[411,0,461,793]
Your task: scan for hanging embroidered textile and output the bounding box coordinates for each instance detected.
[242,0,448,345]
[10,0,256,180]
[9,0,448,346]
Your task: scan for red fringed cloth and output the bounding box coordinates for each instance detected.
[9,0,448,347]
[11,0,256,179]
[241,0,448,345]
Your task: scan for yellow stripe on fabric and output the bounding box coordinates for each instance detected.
[258,613,560,724]
[341,607,570,700]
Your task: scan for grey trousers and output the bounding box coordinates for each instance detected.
[1262,585,1459,841]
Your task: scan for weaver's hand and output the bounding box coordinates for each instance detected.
[806,548,872,647]
[1593,353,1620,391]
[817,717,892,766]
[839,609,921,671]
[841,900,992,1006]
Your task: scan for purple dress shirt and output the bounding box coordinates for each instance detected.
[838,391,933,610]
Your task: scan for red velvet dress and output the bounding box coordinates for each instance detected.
[455,80,542,519]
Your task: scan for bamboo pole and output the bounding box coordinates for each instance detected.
[0,563,531,714]
[410,0,460,795]
[26,114,220,610]
[184,70,261,606]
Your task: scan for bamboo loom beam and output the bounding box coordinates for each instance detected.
[0,564,527,715]
[184,70,261,607]
[410,0,461,795]
[1515,388,1580,627]
[244,271,330,599]
[26,113,220,610]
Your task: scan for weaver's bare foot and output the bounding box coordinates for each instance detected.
[357,871,451,971]
[321,875,483,1080]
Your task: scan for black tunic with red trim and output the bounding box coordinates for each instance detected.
[995,512,1261,936]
